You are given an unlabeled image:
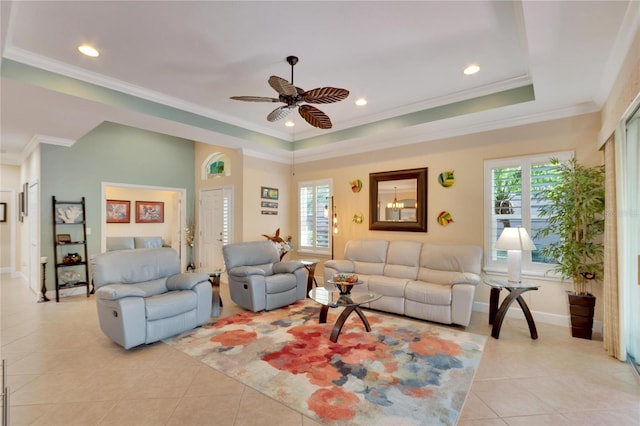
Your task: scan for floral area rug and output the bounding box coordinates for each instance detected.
[165,300,485,425]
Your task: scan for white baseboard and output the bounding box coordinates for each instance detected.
[473,301,603,334]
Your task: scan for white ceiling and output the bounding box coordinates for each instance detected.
[1,1,638,165]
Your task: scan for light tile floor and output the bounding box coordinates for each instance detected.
[1,273,638,425]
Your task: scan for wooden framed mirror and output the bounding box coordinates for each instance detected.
[369,167,428,232]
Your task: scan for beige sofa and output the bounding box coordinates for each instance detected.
[323,239,482,327]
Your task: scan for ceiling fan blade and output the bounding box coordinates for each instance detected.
[298,105,332,129]
[230,96,280,102]
[267,105,294,122]
[302,87,350,104]
[268,76,298,97]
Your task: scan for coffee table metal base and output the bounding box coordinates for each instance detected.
[319,303,372,343]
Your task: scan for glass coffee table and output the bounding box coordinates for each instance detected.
[309,286,381,343]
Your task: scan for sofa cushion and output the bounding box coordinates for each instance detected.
[383,240,421,279]
[265,274,297,294]
[96,284,146,300]
[345,239,389,275]
[419,243,482,274]
[369,275,409,298]
[91,248,180,288]
[106,237,135,251]
[134,236,164,249]
[145,291,198,321]
[405,281,452,306]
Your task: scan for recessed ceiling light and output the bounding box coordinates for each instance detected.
[285,121,295,127]
[355,98,367,106]
[78,44,99,57]
[463,64,480,75]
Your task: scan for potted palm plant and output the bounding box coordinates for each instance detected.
[535,158,605,339]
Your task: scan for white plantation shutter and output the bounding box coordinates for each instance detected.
[484,151,572,276]
[299,180,332,254]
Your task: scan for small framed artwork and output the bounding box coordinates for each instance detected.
[136,201,164,223]
[56,234,71,244]
[0,202,6,222]
[106,200,131,223]
[261,201,278,208]
[261,210,277,215]
[261,186,279,200]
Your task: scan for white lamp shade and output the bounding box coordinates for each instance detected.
[495,227,536,251]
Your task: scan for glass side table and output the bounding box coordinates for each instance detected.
[484,279,539,340]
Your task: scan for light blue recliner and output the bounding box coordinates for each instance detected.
[222,241,307,312]
[90,247,211,349]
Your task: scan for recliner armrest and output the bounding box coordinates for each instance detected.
[273,261,304,274]
[96,284,146,300]
[451,273,480,286]
[324,259,354,272]
[166,273,209,291]
[229,266,266,277]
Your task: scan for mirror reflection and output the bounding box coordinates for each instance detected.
[378,179,417,222]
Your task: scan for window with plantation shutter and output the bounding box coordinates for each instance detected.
[484,151,573,277]
[298,179,332,254]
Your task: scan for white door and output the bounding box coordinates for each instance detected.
[28,183,39,294]
[199,187,231,270]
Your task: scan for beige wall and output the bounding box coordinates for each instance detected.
[0,164,21,272]
[105,187,179,244]
[293,112,603,325]
[600,24,640,144]
[242,155,292,242]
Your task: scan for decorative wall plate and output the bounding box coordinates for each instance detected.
[438,170,455,187]
[350,179,363,193]
[352,212,364,224]
[437,211,454,226]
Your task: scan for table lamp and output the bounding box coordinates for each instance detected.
[495,227,536,283]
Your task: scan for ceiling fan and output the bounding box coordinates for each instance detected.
[230,56,349,129]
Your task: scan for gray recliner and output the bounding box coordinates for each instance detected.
[90,247,211,349]
[222,241,307,312]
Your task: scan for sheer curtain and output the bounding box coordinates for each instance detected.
[619,109,640,366]
[603,136,621,359]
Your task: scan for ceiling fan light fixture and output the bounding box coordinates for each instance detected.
[463,64,480,75]
[355,98,367,106]
[285,120,295,127]
[77,44,99,57]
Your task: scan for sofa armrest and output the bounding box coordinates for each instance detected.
[273,261,304,274]
[96,284,146,301]
[229,266,266,277]
[451,273,480,286]
[166,273,209,291]
[324,259,354,273]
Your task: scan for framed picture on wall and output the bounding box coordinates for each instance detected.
[261,201,278,208]
[106,200,131,223]
[0,202,6,222]
[135,201,164,223]
[22,182,28,217]
[261,186,279,200]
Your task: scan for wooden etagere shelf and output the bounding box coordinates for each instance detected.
[51,196,91,302]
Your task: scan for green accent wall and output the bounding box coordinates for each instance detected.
[40,121,195,288]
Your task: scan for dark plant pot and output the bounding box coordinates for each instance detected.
[568,292,596,340]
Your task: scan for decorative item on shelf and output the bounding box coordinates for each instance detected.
[57,205,83,223]
[438,170,455,187]
[262,228,293,261]
[350,179,363,193]
[495,227,536,284]
[62,252,82,265]
[56,234,71,244]
[352,212,363,224]
[437,211,454,226]
[60,270,81,286]
[185,217,196,271]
